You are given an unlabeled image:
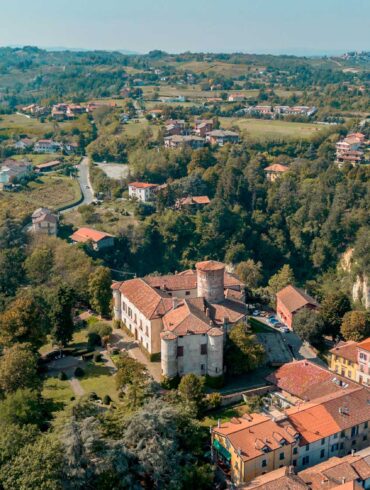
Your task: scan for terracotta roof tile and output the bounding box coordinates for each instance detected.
[266,360,357,401]
[70,227,113,243]
[358,338,370,352]
[264,164,290,173]
[128,182,158,189]
[119,278,172,319]
[276,285,319,314]
[330,341,358,363]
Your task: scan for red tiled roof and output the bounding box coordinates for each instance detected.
[214,413,297,462]
[266,360,357,401]
[330,341,359,363]
[144,269,244,291]
[196,260,225,272]
[358,338,370,353]
[286,387,370,444]
[178,196,211,205]
[276,285,319,314]
[119,278,173,319]
[264,164,289,173]
[240,467,307,489]
[162,298,212,335]
[208,298,247,325]
[70,227,114,244]
[128,182,158,189]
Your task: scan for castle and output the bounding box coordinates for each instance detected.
[112,260,246,379]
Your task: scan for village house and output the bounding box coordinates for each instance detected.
[35,160,61,173]
[70,227,115,251]
[64,142,79,154]
[264,163,289,182]
[241,447,370,489]
[0,159,33,190]
[276,285,319,329]
[336,132,366,166]
[112,260,246,376]
[330,338,370,386]
[164,119,186,136]
[212,386,370,485]
[21,104,49,117]
[128,182,159,202]
[330,341,359,381]
[194,119,214,137]
[247,105,274,117]
[13,137,34,151]
[175,195,211,209]
[206,129,239,146]
[164,134,205,149]
[34,139,62,153]
[146,108,163,119]
[228,93,246,102]
[31,208,58,236]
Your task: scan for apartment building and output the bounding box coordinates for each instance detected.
[330,338,370,386]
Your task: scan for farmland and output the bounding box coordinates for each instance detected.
[0,175,81,220]
[219,117,327,141]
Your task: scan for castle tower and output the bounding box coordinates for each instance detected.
[112,285,122,321]
[207,328,224,377]
[160,331,178,378]
[196,260,225,304]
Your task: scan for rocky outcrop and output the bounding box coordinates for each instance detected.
[353,274,370,309]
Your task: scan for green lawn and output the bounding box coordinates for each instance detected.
[201,403,250,427]
[123,119,160,138]
[79,361,118,402]
[42,376,75,407]
[0,175,81,220]
[12,152,65,165]
[220,117,325,141]
[0,113,56,137]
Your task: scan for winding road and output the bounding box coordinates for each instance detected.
[61,156,94,214]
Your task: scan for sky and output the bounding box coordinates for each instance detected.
[0,0,369,55]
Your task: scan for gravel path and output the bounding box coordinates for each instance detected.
[69,377,85,397]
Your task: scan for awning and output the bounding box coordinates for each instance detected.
[213,439,231,461]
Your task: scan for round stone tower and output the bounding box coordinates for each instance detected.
[160,332,178,379]
[196,260,225,304]
[112,286,122,321]
[207,328,224,377]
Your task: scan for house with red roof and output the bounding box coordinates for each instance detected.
[276,285,319,329]
[128,182,159,202]
[264,163,289,182]
[70,227,114,251]
[329,338,370,386]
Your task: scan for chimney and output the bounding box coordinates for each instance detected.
[172,298,179,309]
[217,419,221,428]
[206,307,210,317]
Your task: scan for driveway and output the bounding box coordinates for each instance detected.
[253,315,326,367]
[61,156,94,213]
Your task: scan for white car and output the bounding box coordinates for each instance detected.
[280,326,290,333]
[252,310,260,317]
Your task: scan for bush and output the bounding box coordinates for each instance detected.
[58,371,67,381]
[88,392,99,401]
[89,322,112,339]
[113,319,122,329]
[93,353,102,362]
[207,392,222,410]
[161,375,180,390]
[103,394,111,405]
[74,367,84,378]
[111,348,120,355]
[87,332,101,347]
[205,374,224,389]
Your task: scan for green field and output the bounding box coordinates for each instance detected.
[0,113,91,138]
[220,117,325,141]
[79,362,118,402]
[0,175,81,220]
[123,119,160,138]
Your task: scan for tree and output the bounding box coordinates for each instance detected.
[293,308,323,346]
[25,246,54,285]
[0,423,39,468]
[115,353,148,396]
[268,264,295,295]
[0,434,64,490]
[236,259,263,290]
[320,292,351,339]
[50,285,75,346]
[178,374,205,416]
[0,343,40,394]
[0,292,50,349]
[341,311,370,342]
[0,389,46,427]
[225,323,265,375]
[88,266,112,317]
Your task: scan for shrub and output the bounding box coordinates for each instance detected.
[207,392,222,410]
[161,375,180,390]
[103,394,111,405]
[74,367,84,378]
[58,371,67,381]
[89,322,112,339]
[113,320,122,329]
[88,392,99,401]
[205,374,224,389]
[93,353,102,362]
[87,332,101,347]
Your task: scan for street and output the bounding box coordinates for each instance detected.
[61,156,94,213]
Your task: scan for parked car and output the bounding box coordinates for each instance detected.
[252,310,260,317]
[269,318,279,325]
[280,326,290,333]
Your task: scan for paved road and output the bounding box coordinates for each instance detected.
[254,315,326,367]
[61,156,94,213]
